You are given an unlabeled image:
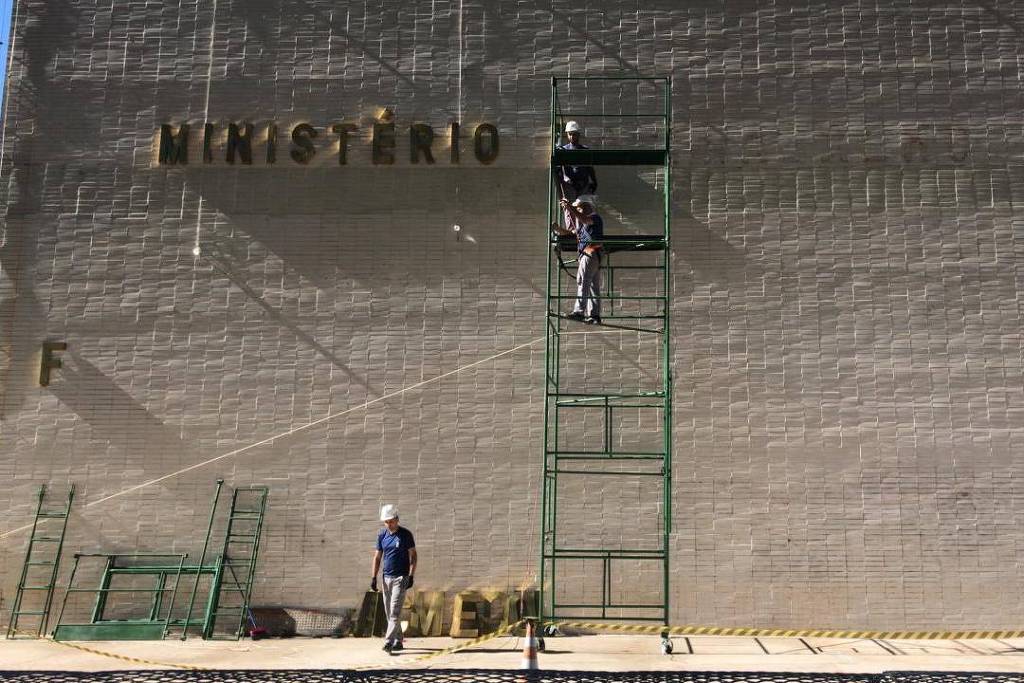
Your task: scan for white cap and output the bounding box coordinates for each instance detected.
[380,504,399,521]
[573,195,596,210]
[565,120,581,133]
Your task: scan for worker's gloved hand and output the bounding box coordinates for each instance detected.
[371,577,378,592]
[406,575,414,589]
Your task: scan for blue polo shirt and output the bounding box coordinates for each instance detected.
[376,526,415,577]
[577,214,604,254]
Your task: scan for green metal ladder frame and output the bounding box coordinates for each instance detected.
[540,76,673,626]
[50,481,269,641]
[53,552,189,641]
[6,484,75,638]
[204,485,269,639]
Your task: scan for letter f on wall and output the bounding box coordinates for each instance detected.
[39,341,67,386]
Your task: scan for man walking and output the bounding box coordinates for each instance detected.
[371,504,417,654]
[556,196,604,324]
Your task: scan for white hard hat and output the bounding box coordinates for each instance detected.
[564,120,581,133]
[380,504,399,521]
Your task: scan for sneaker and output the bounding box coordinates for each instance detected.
[391,641,404,652]
[382,641,393,653]
[567,311,585,321]
[585,316,601,325]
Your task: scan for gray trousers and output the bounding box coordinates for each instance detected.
[572,252,601,318]
[382,575,407,643]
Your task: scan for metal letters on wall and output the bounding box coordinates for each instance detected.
[157,117,500,166]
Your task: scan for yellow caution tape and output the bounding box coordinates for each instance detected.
[9,627,209,671]
[549,620,1024,640]
[347,619,527,671]
[13,621,529,672]
[47,638,212,671]
[413,619,527,662]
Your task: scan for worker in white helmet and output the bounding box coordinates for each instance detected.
[371,504,417,654]
[555,120,598,202]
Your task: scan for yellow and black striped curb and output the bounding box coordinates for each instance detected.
[549,621,1024,641]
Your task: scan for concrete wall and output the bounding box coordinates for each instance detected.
[2,0,1024,630]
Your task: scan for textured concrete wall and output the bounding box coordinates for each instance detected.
[2,0,1024,630]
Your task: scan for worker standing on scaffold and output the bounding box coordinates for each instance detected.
[556,195,603,325]
[553,121,602,324]
[554,120,598,206]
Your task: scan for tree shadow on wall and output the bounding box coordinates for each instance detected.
[202,239,377,395]
[229,0,441,111]
[971,2,1023,39]
[18,0,90,144]
[48,351,191,453]
[0,0,83,421]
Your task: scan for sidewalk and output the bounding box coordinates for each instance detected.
[2,635,1023,673]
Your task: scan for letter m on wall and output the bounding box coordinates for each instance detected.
[159,124,189,165]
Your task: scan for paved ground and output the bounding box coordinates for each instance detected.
[2,635,1024,673]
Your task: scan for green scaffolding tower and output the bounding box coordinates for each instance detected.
[540,76,673,634]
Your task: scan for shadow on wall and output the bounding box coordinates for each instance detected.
[229,0,447,113]
[598,166,747,285]
[188,167,541,287]
[48,351,190,452]
[978,2,1024,38]
[19,0,90,144]
[202,239,377,395]
[0,1,80,421]
[672,211,748,285]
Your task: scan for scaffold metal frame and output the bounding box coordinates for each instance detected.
[50,481,268,642]
[540,76,673,627]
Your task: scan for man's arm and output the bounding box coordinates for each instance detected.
[408,548,417,578]
[371,550,382,580]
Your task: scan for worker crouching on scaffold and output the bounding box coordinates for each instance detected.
[555,196,604,325]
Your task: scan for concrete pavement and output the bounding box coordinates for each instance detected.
[2,635,1024,673]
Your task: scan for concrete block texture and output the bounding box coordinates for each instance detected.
[2,0,1024,629]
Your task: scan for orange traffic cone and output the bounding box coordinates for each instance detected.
[520,620,540,671]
